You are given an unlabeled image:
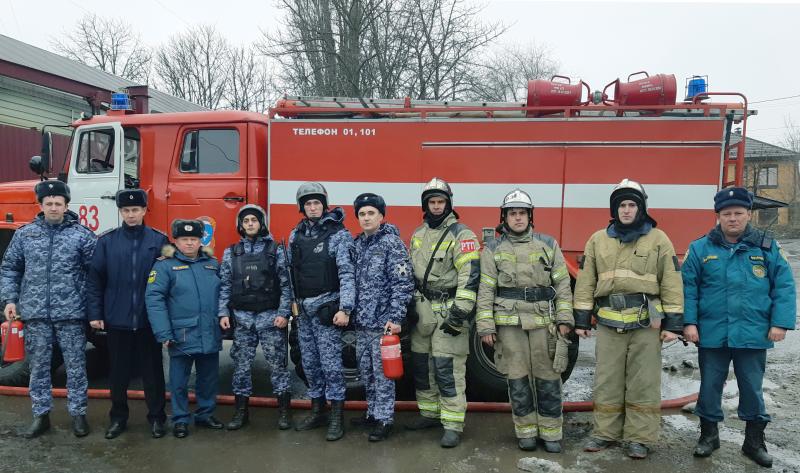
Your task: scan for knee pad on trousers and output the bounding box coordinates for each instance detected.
[535,378,562,418]
[411,352,431,390]
[508,376,535,417]
[432,356,457,398]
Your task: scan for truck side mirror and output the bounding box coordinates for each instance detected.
[30,131,53,177]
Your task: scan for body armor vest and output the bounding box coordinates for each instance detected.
[230,240,280,311]
[291,223,341,298]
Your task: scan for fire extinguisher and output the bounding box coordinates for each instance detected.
[1,318,25,363]
[380,328,403,380]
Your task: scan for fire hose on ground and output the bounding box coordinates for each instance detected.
[0,385,698,413]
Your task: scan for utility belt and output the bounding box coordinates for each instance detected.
[497,286,555,302]
[595,293,648,311]
[595,293,651,332]
[419,287,456,301]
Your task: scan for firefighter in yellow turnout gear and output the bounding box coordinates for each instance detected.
[406,178,480,448]
[476,189,574,453]
[574,179,684,459]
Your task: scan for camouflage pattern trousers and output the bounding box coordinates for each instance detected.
[230,322,290,397]
[357,329,395,423]
[25,320,88,417]
[297,311,345,401]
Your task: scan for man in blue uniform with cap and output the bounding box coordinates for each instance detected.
[146,219,224,439]
[350,193,414,442]
[1,180,96,438]
[87,189,169,439]
[682,187,796,468]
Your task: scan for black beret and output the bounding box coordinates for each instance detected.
[116,189,147,208]
[714,187,752,212]
[34,180,70,203]
[354,192,386,216]
[171,219,204,239]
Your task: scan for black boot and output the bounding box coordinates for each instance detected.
[226,395,249,430]
[742,420,773,468]
[295,398,328,431]
[326,400,345,441]
[368,422,393,442]
[277,392,292,430]
[22,414,50,439]
[694,419,720,457]
[72,415,90,437]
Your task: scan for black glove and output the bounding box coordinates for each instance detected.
[573,309,592,330]
[440,306,468,336]
[661,312,684,335]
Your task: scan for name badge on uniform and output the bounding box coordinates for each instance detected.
[172,265,189,271]
[749,255,764,262]
[204,265,216,270]
[702,255,718,264]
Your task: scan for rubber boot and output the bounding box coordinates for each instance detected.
[226,395,249,430]
[277,392,292,430]
[518,437,537,451]
[742,420,773,468]
[296,397,327,431]
[22,414,50,439]
[326,400,345,441]
[441,429,461,448]
[693,419,720,457]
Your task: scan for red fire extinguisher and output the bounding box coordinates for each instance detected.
[1,319,25,363]
[380,329,403,380]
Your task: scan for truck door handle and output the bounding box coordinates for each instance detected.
[223,196,245,202]
[100,194,115,200]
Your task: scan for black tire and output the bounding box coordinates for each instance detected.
[0,359,31,386]
[465,324,508,402]
[464,324,580,401]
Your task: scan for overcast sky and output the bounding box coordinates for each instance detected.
[1,0,797,145]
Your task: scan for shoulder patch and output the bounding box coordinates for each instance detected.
[460,239,478,253]
[147,270,157,284]
[395,262,410,278]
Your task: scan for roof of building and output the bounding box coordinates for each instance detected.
[730,133,799,161]
[0,33,207,113]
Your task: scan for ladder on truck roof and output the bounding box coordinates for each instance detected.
[273,95,530,119]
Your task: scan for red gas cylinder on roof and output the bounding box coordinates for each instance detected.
[526,75,590,117]
[603,72,677,106]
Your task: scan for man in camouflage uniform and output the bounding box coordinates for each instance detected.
[406,177,480,448]
[573,179,684,459]
[350,193,415,442]
[1,180,96,438]
[476,189,573,453]
[218,204,294,431]
[288,182,355,441]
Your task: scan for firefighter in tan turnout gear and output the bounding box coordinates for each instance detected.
[574,179,684,459]
[406,178,480,448]
[476,189,574,453]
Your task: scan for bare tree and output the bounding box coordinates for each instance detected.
[52,13,152,83]
[154,25,230,109]
[465,42,560,102]
[780,116,800,153]
[225,46,280,113]
[405,0,507,100]
[262,0,508,100]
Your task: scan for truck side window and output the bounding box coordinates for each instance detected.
[76,129,115,174]
[179,129,239,174]
[123,128,141,188]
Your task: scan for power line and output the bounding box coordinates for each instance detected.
[751,94,800,104]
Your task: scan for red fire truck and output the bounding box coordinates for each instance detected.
[0,73,754,398]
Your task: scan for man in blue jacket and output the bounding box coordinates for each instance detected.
[288,182,355,441]
[350,193,414,442]
[145,219,224,439]
[218,204,294,431]
[1,180,96,438]
[87,189,169,440]
[682,187,796,468]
